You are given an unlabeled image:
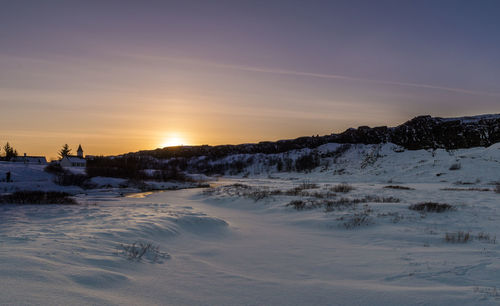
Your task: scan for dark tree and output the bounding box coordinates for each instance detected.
[59,144,72,159]
[3,142,18,161]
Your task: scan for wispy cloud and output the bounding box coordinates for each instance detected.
[123,53,500,98]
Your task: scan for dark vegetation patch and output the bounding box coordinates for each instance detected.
[286,200,309,211]
[449,163,462,171]
[444,231,471,243]
[287,196,400,211]
[441,187,490,192]
[285,182,320,195]
[203,184,281,201]
[443,232,496,244]
[86,156,195,182]
[409,202,454,213]
[0,191,77,205]
[330,183,354,193]
[294,152,321,172]
[297,191,337,199]
[363,195,400,203]
[45,163,95,189]
[119,242,169,263]
[44,162,66,174]
[454,180,479,185]
[338,205,374,229]
[54,172,95,188]
[495,184,500,194]
[476,232,497,244]
[384,185,414,190]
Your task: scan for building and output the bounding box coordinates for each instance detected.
[77,144,83,158]
[60,156,86,167]
[60,145,87,167]
[11,153,48,165]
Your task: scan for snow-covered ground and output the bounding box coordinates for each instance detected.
[1,143,500,305]
[0,162,203,195]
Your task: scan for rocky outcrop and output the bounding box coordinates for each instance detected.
[129,114,500,159]
[336,114,500,150]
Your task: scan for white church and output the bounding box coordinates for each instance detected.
[60,145,87,167]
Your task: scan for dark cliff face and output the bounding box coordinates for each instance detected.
[337,115,500,150]
[129,114,500,159]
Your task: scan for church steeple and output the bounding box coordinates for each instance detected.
[77,145,83,158]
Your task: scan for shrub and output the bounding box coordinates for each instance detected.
[441,187,490,192]
[409,202,453,213]
[384,185,414,190]
[323,196,399,212]
[449,163,461,171]
[285,182,319,195]
[45,163,96,189]
[495,184,500,194]
[330,184,354,193]
[119,242,168,263]
[476,232,496,244]
[454,180,478,185]
[324,198,358,211]
[54,172,95,189]
[445,231,471,243]
[364,195,400,203]
[0,191,76,204]
[340,205,373,229]
[204,184,282,201]
[295,152,320,172]
[287,200,307,210]
[44,163,65,174]
[86,156,148,180]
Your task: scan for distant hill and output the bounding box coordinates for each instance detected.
[127,114,500,160]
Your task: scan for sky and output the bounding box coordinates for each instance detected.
[1,0,500,159]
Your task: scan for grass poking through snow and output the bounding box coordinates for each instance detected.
[384,185,414,190]
[409,202,454,213]
[0,191,77,205]
[329,184,354,193]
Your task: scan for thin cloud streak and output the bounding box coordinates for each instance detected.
[4,52,498,98]
[126,53,500,98]
[213,63,500,98]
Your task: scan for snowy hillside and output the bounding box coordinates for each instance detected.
[185,142,500,185]
[1,143,500,304]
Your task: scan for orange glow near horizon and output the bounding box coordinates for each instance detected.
[159,133,188,148]
[2,53,498,159]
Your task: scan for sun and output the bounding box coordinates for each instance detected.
[159,133,186,148]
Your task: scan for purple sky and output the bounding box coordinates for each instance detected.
[1,0,500,157]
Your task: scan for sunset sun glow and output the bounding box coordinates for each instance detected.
[160,134,187,148]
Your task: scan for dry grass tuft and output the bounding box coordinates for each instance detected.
[444,231,471,243]
[441,187,490,192]
[119,242,169,263]
[476,232,496,244]
[409,202,453,213]
[384,185,414,190]
[330,183,354,193]
[0,191,77,205]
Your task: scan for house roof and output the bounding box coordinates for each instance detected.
[12,156,47,162]
[63,156,86,163]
